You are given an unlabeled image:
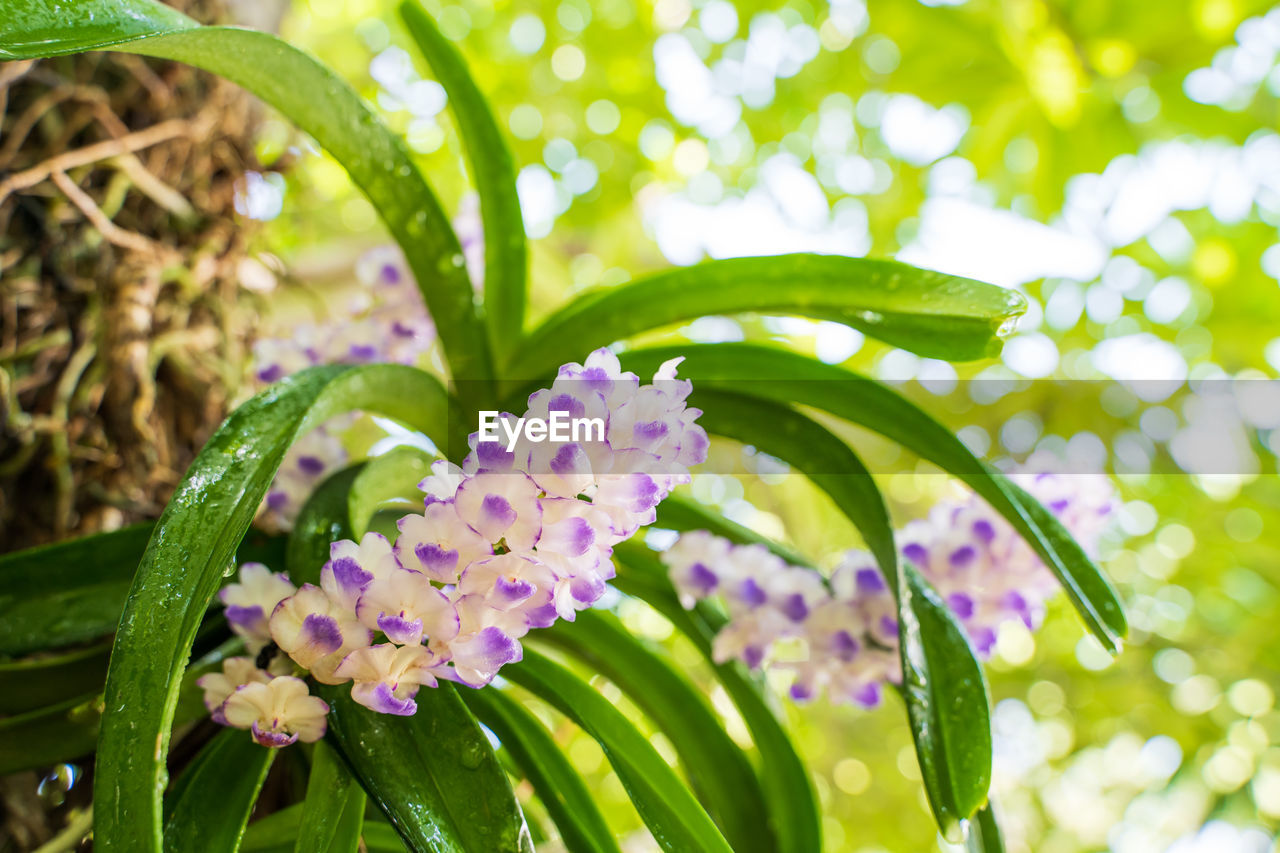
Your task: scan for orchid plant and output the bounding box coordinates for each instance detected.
[0,2,1128,852]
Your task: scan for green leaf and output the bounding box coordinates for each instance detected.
[619,343,1127,653]
[539,611,775,853]
[966,803,1006,853]
[399,0,527,356]
[461,686,620,853]
[163,729,275,853]
[897,562,993,840]
[688,389,992,835]
[321,684,533,853]
[242,805,407,853]
[0,640,112,714]
[92,364,445,853]
[0,0,494,389]
[347,445,436,539]
[0,526,284,656]
[0,692,101,776]
[0,523,152,655]
[0,0,193,56]
[609,542,821,853]
[501,649,733,853]
[507,255,1024,378]
[295,741,366,853]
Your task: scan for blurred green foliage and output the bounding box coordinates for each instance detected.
[243,0,1280,849]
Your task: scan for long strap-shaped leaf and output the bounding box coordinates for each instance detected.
[506,255,1025,378]
[539,611,776,853]
[321,685,533,853]
[501,650,734,853]
[287,464,533,853]
[620,343,1127,653]
[0,526,284,656]
[86,365,444,852]
[163,729,275,853]
[693,389,992,838]
[399,0,526,357]
[0,0,494,390]
[608,543,821,853]
[461,685,620,853]
[242,805,408,853]
[295,741,366,853]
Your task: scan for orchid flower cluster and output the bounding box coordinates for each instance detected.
[251,247,435,531]
[662,458,1118,709]
[201,348,708,746]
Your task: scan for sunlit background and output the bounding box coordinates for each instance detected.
[228,0,1280,849]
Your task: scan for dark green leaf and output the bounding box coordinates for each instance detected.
[461,685,620,853]
[92,364,445,853]
[609,542,821,853]
[0,692,101,776]
[508,255,1024,379]
[321,684,533,853]
[242,805,407,853]
[287,465,367,586]
[539,611,775,853]
[619,343,1126,653]
[163,728,275,853]
[0,0,493,389]
[0,524,152,655]
[295,741,366,853]
[501,649,733,853]
[0,527,284,657]
[399,0,526,356]
[0,640,112,714]
[897,562,993,840]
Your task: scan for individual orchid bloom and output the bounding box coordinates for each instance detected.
[328,532,403,586]
[196,657,271,724]
[334,643,443,716]
[418,459,465,505]
[711,607,792,670]
[553,347,641,410]
[663,529,736,608]
[459,553,557,618]
[355,568,461,646]
[526,437,611,500]
[221,676,329,747]
[219,563,297,652]
[394,501,493,585]
[453,471,543,550]
[591,470,662,538]
[464,413,525,474]
[269,584,372,684]
[536,498,610,569]
[436,594,527,687]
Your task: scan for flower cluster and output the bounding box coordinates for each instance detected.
[249,247,435,386]
[205,349,707,744]
[663,459,1117,708]
[250,248,435,531]
[665,532,901,708]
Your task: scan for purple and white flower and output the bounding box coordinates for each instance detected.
[221,676,330,747]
